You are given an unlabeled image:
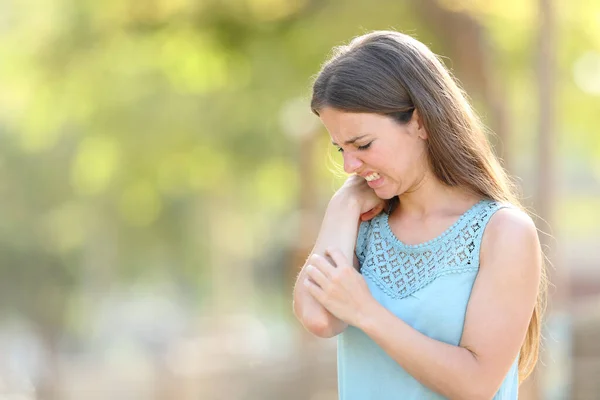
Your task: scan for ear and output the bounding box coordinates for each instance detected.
[413,109,428,140]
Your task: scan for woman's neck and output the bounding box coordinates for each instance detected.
[396,170,479,219]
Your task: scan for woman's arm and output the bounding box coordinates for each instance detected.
[354,208,542,399]
[292,194,361,338]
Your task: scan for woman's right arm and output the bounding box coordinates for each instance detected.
[293,173,385,338]
[292,193,362,338]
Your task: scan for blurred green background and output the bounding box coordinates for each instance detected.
[0,0,598,399]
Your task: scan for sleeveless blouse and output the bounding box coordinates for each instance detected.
[337,199,519,399]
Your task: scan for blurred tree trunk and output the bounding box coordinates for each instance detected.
[414,0,512,170]
[288,129,329,398]
[535,0,572,399]
[535,0,556,236]
[209,196,236,321]
[36,334,60,400]
[35,302,65,400]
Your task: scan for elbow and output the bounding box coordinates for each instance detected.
[445,351,500,400]
[306,318,340,338]
[466,389,496,400]
[455,380,499,400]
[293,304,343,338]
[456,392,489,400]
[299,312,338,338]
[448,388,491,400]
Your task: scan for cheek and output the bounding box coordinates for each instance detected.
[383,144,425,179]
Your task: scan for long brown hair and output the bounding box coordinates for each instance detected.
[311,30,546,382]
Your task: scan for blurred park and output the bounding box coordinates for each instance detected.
[0,0,598,399]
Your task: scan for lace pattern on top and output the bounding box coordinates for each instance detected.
[356,200,508,299]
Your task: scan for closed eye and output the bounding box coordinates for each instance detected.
[336,141,373,152]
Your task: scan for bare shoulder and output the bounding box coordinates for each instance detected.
[484,206,538,241]
[480,206,542,273]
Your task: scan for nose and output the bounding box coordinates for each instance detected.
[342,151,363,174]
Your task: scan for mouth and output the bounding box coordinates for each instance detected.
[363,172,380,182]
[362,172,384,188]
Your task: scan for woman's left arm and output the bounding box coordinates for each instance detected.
[305,208,542,400]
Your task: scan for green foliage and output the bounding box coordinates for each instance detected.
[0,0,597,335]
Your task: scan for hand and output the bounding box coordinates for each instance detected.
[304,248,376,327]
[334,175,386,221]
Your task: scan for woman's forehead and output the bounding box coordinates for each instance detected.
[319,108,393,139]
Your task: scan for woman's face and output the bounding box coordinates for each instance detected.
[318,107,429,200]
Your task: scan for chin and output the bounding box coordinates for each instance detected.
[374,189,395,200]
[374,184,403,200]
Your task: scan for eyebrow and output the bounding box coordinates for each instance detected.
[331,134,370,146]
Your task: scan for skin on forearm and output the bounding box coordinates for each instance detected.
[358,302,491,400]
[293,195,362,337]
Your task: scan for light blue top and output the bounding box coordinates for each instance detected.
[338,199,519,399]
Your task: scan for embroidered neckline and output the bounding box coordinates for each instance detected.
[381,199,487,249]
[357,200,507,299]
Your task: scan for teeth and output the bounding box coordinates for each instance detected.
[365,173,380,182]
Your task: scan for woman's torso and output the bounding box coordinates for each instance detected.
[337,199,519,400]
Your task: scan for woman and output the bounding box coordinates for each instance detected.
[292,31,546,399]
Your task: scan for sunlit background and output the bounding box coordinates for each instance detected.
[0,0,598,399]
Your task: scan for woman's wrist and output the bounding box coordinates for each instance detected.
[330,190,363,213]
[356,296,384,332]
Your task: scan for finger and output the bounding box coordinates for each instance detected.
[360,210,374,221]
[304,278,325,303]
[375,203,385,213]
[360,204,383,221]
[365,203,385,219]
[308,253,335,277]
[305,264,329,289]
[305,274,318,287]
[326,247,350,269]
